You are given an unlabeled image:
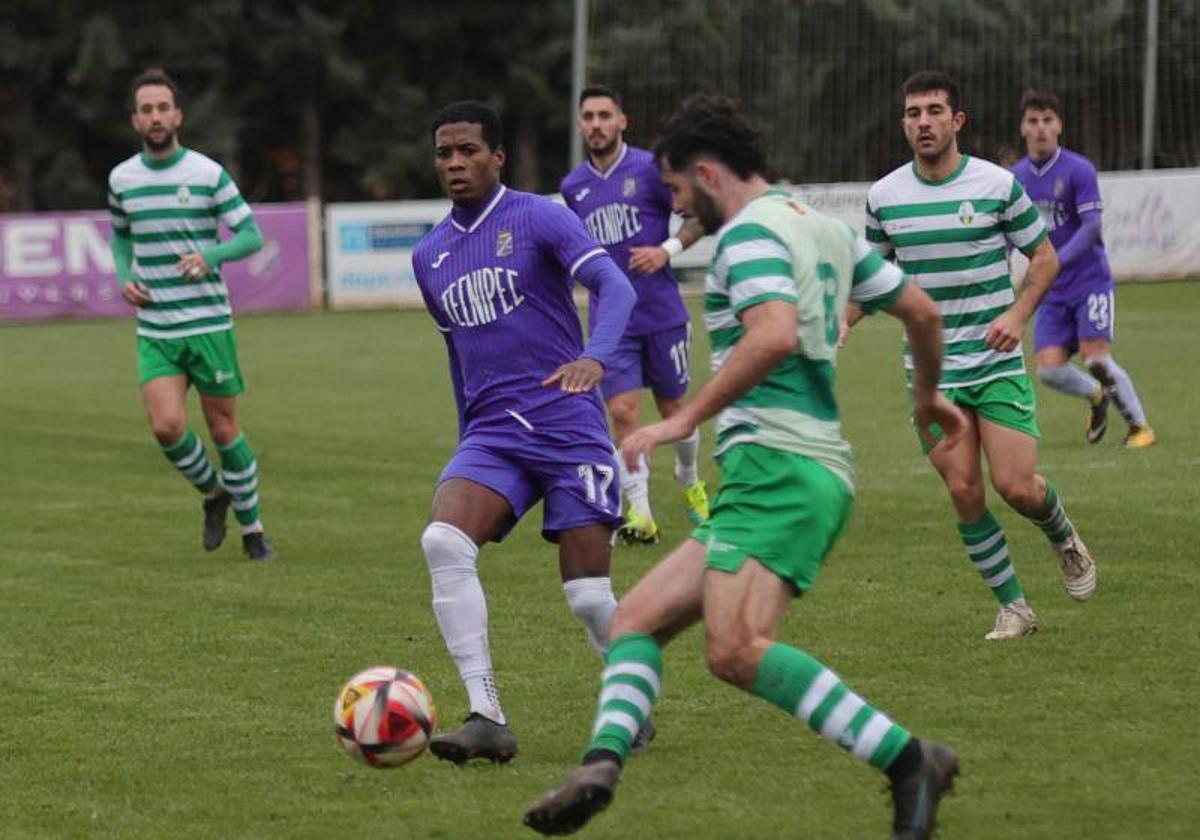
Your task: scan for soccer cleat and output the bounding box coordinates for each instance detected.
[629,717,656,756]
[524,759,621,836]
[429,713,518,765]
[680,479,710,525]
[890,739,960,840]
[984,600,1037,641]
[1086,390,1109,444]
[618,510,659,545]
[1053,533,1097,600]
[241,531,276,561]
[202,489,232,551]
[1123,425,1156,449]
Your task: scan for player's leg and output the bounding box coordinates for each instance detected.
[423,473,525,764]
[923,407,1035,638]
[1034,300,1108,443]
[1081,329,1155,448]
[607,388,657,543]
[980,418,1097,601]
[524,539,707,836]
[648,323,708,524]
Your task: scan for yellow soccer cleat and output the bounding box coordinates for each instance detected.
[681,480,710,525]
[618,509,660,545]
[1123,425,1157,449]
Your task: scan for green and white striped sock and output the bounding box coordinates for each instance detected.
[584,633,662,763]
[1030,481,1074,547]
[751,643,911,771]
[958,510,1024,605]
[160,430,219,495]
[217,433,261,531]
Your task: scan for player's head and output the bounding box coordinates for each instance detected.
[653,94,767,234]
[130,67,182,153]
[430,101,506,206]
[901,70,965,163]
[577,84,627,159]
[1019,89,1064,160]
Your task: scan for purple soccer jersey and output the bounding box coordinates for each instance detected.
[1012,148,1116,352]
[413,185,623,541]
[561,144,689,337]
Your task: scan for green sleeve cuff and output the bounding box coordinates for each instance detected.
[200,218,264,267]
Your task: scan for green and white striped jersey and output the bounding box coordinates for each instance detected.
[865,155,1047,388]
[706,189,906,492]
[108,147,254,339]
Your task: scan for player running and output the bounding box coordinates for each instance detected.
[412,101,644,764]
[107,67,273,560]
[861,71,1097,640]
[1012,88,1155,448]
[561,85,709,544]
[525,94,966,840]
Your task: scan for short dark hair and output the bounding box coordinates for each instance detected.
[430,101,503,150]
[131,67,180,108]
[579,84,622,108]
[902,70,961,113]
[1019,88,1063,118]
[653,93,766,180]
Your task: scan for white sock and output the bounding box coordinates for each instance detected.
[563,577,617,656]
[421,521,505,725]
[239,520,263,536]
[619,452,652,519]
[1086,355,1147,427]
[673,428,700,485]
[1038,364,1100,400]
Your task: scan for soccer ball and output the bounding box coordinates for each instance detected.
[333,666,437,767]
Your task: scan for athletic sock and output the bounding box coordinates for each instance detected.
[1038,364,1101,400]
[1086,355,1147,426]
[958,510,1024,604]
[421,522,506,725]
[619,453,653,519]
[161,430,219,494]
[751,643,911,771]
[1029,480,1075,547]
[217,433,261,529]
[564,577,618,656]
[584,633,662,763]
[673,428,700,486]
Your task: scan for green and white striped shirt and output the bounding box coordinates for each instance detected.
[707,189,906,492]
[108,147,254,339]
[865,155,1046,388]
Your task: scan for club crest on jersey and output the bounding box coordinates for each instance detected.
[957,201,974,226]
[496,230,514,257]
[622,177,637,197]
[1054,178,1065,197]
[176,185,191,205]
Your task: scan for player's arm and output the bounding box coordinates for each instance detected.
[845,199,893,333]
[545,252,635,392]
[178,168,263,280]
[1054,163,1104,270]
[199,218,265,271]
[108,185,149,306]
[988,176,1059,351]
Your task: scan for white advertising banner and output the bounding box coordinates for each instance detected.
[324,199,449,309]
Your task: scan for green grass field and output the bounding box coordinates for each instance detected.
[2,282,1198,839]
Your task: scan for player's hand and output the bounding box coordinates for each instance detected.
[121,282,151,307]
[837,317,850,348]
[176,252,211,281]
[914,393,968,453]
[542,358,604,393]
[627,245,670,274]
[985,309,1025,353]
[621,414,695,471]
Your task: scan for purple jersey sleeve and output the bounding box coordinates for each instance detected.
[533,199,609,283]
[574,254,635,367]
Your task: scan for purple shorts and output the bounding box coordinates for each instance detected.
[600,322,693,401]
[1034,289,1115,354]
[438,420,623,544]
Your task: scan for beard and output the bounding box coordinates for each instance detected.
[143,128,176,152]
[587,134,619,158]
[690,183,725,234]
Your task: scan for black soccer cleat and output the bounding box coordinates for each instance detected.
[890,739,960,840]
[241,531,277,561]
[429,713,518,765]
[1086,391,1110,444]
[524,759,621,836]
[202,490,232,551]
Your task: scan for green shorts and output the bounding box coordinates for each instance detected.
[917,374,1040,453]
[690,443,853,594]
[137,329,245,396]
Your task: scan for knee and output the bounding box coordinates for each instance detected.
[1037,365,1064,386]
[609,599,644,640]
[704,636,759,689]
[421,522,477,572]
[992,473,1039,509]
[944,474,985,510]
[563,576,615,623]
[150,414,187,446]
[608,400,640,438]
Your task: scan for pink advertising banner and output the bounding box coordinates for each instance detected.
[0,202,311,322]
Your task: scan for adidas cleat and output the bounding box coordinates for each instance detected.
[429,713,518,765]
[524,759,621,836]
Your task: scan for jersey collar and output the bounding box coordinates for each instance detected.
[450,184,507,234]
[586,142,628,179]
[1029,147,1063,177]
[140,146,187,170]
[912,152,969,186]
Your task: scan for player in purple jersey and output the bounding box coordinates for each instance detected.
[1013,89,1155,448]
[561,85,710,544]
[411,101,643,765]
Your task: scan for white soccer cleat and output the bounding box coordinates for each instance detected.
[984,600,1038,641]
[1054,534,1097,600]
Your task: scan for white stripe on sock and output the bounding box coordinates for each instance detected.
[852,713,894,761]
[605,663,661,698]
[820,693,866,742]
[795,668,839,722]
[592,710,640,740]
[598,683,652,719]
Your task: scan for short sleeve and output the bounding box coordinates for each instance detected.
[713,222,797,315]
[848,227,906,313]
[1001,176,1048,256]
[534,199,607,280]
[214,167,254,230]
